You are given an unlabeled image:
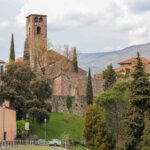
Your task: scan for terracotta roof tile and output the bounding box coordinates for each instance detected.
[16,57,23,63]
[47,50,87,73]
[119,57,150,65]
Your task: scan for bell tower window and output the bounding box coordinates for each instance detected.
[39,17,43,23]
[34,17,38,22]
[37,26,41,34]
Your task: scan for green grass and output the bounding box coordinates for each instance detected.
[30,112,85,140]
[3,146,56,150]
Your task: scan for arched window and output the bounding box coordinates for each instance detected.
[34,17,38,22]
[37,26,41,34]
[39,17,43,23]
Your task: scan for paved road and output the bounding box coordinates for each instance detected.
[55,147,66,150]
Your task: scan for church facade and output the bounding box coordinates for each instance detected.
[25,14,103,115]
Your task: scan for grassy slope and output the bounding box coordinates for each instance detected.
[30,112,85,140]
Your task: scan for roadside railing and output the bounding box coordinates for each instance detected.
[0,140,36,149]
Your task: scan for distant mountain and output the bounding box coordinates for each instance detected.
[78,43,150,74]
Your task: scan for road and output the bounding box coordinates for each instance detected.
[55,147,66,150]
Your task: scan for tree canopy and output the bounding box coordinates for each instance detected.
[72,47,78,72]
[125,52,150,150]
[86,68,93,105]
[9,33,15,62]
[103,64,116,90]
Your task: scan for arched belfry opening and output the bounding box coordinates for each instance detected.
[37,26,41,34]
[39,17,43,23]
[34,17,38,22]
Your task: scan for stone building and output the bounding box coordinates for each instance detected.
[46,50,103,115]
[0,101,16,141]
[24,14,103,115]
[26,14,47,70]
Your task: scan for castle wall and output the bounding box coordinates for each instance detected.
[49,95,87,116]
[92,75,104,96]
[53,73,104,97]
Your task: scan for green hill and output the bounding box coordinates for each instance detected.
[30,112,85,140]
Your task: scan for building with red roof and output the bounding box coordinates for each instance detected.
[115,57,150,75]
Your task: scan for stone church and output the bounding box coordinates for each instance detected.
[25,14,103,115]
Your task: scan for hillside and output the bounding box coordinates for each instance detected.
[78,43,150,74]
[30,112,85,140]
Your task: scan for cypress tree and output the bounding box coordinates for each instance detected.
[86,68,93,105]
[23,38,30,64]
[9,33,15,62]
[72,47,78,72]
[103,64,116,90]
[125,52,150,150]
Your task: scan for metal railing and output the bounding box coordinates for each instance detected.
[0,140,36,149]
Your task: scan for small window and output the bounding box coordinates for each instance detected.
[39,17,43,23]
[34,17,38,22]
[0,65,4,74]
[37,26,41,34]
[29,27,30,36]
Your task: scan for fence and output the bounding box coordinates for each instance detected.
[0,140,36,149]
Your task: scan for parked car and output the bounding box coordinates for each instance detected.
[48,139,62,146]
[36,139,48,146]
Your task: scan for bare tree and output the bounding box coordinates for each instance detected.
[29,38,74,80]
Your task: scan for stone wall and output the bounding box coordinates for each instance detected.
[49,95,98,116]
[49,95,87,116]
[53,72,104,97]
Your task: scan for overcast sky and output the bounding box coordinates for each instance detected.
[1,0,150,61]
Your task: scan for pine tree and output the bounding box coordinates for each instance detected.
[72,47,78,72]
[23,38,30,64]
[125,52,150,150]
[86,68,93,105]
[103,64,116,90]
[9,33,15,62]
[140,111,150,150]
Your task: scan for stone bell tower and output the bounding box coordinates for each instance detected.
[26,14,47,69]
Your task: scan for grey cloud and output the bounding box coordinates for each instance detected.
[0,0,24,61]
[47,12,101,32]
[0,0,23,22]
[126,0,150,13]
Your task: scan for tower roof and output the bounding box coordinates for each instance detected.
[26,14,47,18]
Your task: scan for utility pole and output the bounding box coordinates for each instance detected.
[44,118,47,141]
